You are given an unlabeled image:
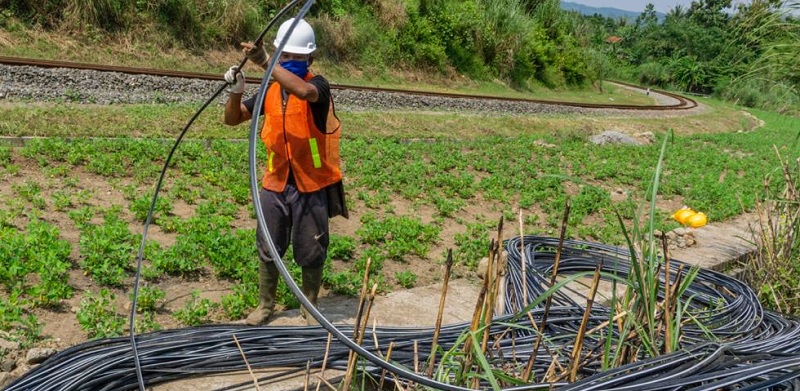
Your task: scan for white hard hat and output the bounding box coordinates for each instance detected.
[274,18,316,54]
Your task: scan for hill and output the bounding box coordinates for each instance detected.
[560,1,666,20]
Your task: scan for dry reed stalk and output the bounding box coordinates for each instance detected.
[485,217,508,338]
[378,341,395,391]
[523,200,570,381]
[372,318,379,351]
[409,340,419,390]
[426,249,453,377]
[669,264,684,309]
[461,241,492,381]
[352,257,373,340]
[460,280,486,381]
[481,239,501,354]
[304,361,311,391]
[314,333,334,391]
[342,258,373,391]
[232,334,261,391]
[543,355,560,382]
[614,300,626,332]
[314,374,338,391]
[568,263,602,382]
[586,311,628,335]
[361,283,378,338]
[519,210,529,310]
[662,236,672,353]
[344,283,378,391]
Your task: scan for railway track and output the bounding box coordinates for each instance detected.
[0,55,696,110]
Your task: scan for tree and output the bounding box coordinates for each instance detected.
[687,0,732,28]
[635,3,659,28]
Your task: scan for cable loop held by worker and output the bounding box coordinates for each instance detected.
[124,1,302,390]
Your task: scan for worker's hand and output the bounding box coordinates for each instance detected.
[242,42,269,69]
[224,66,245,94]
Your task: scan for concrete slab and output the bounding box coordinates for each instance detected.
[668,212,759,272]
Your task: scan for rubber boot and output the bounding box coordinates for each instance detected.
[299,266,323,326]
[246,261,279,325]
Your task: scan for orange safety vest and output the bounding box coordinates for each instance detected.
[260,72,342,193]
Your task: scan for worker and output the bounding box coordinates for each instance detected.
[222,18,347,326]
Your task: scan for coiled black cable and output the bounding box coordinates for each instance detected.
[4,5,800,388]
[4,237,800,390]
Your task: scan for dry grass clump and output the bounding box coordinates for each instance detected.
[313,14,358,63]
[367,0,408,30]
[742,147,800,315]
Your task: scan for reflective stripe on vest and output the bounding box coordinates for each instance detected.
[267,150,275,172]
[309,138,321,168]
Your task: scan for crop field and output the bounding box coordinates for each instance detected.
[0,101,795,351]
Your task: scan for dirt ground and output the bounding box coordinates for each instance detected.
[0,88,766,388]
[0,157,761,389]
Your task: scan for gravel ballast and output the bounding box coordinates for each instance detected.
[0,64,698,117]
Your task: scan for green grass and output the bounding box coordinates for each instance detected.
[2,21,798,349]
[0,98,748,140]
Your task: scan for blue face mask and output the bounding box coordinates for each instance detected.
[280,59,309,78]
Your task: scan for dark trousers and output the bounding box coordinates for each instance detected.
[256,185,329,268]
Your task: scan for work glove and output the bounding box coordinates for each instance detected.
[224,66,245,94]
[243,42,269,69]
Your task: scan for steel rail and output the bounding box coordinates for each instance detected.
[0,55,696,110]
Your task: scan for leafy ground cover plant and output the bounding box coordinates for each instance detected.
[78,207,139,287]
[0,105,794,348]
[76,289,125,339]
[173,291,219,326]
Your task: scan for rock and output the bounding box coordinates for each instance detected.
[1,359,16,372]
[477,250,508,280]
[0,339,19,352]
[25,348,57,365]
[477,256,490,280]
[0,372,14,387]
[590,130,651,146]
[533,139,557,148]
[635,132,655,144]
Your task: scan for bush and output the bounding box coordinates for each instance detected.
[637,61,670,87]
[397,12,448,70]
[63,0,129,31]
[2,0,68,28]
[717,77,799,115]
[314,14,359,62]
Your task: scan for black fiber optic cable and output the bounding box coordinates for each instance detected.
[4,237,800,390]
[244,3,495,391]
[124,2,300,391]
